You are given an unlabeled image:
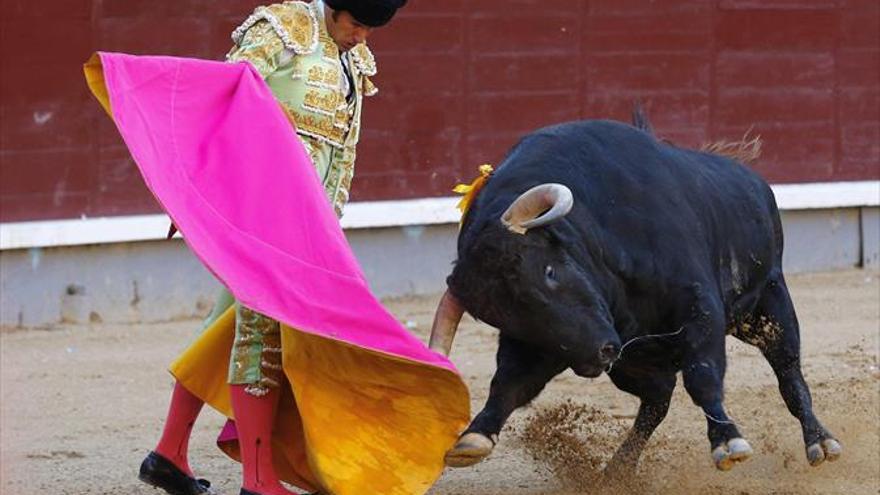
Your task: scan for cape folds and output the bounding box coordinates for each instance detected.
[84,52,468,495]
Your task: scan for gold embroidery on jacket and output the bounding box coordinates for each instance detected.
[307,66,339,87]
[303,91,341,115]
[231,1,319,55]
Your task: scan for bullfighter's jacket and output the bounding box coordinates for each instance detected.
[227,0,377,217]
[221,0,378,393]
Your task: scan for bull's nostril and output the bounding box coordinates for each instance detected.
[599,343,620,363]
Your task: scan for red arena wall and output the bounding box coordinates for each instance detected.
[1,0,878,222]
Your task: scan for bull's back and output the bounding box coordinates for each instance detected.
[472,120,781,287]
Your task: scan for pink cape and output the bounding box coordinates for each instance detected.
[93,51,460,372]
[86,52,469,494]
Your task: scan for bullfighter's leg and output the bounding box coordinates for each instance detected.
[740,274,841,466]
[604,371,676,477]
[680,295,753,471]
[445,336,567,468]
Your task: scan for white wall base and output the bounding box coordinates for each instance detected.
[2,181,877,251]
[2,206,877,328]
[862,208,880,269]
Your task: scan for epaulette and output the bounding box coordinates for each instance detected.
[350,43,377,77]
[231,1,319,55]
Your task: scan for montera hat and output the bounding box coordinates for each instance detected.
[324,0,408,27]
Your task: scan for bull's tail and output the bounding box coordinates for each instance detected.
[701,129,763,165]
[631,101,655,136]
[630,101,762,165]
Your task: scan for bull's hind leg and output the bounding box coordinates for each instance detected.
[445,336,566,468]
[604,371,676,478]
[738,275,841,466]
[680,293,753,470]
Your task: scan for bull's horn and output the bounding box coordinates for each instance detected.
[501,183,574,234]
[428,290,464,357]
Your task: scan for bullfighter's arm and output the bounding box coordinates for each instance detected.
[164,23,293,239]
[226,20,287,80]
[226,22,298,129]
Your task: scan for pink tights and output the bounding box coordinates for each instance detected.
[154,381,204,477]
[154,381,298,494]
[229,384,298,495]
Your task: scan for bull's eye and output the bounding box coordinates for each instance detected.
[544,265,557,285]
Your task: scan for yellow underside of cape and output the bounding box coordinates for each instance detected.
[84,54,113,117]
[170,307,469,495]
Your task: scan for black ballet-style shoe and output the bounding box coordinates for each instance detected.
[138,451,214,495]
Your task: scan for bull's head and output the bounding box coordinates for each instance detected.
[429,183,621,378]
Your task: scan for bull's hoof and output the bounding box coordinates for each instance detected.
[806,438,842,466]
[444,432,495,468]
[712,438,753,471]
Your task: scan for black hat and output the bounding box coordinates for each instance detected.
[324,0,408,27]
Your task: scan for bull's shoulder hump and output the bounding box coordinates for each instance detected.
[532,119,637,138]
[495,119,660,181]
[516,120,650,154]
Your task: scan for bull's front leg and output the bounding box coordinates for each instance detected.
[445,336,566,468]
[604,370,676,478]
[680,295,753,471]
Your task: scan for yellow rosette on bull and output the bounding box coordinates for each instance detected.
[453,164,494,222]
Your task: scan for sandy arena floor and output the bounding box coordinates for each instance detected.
[1,270,878,495]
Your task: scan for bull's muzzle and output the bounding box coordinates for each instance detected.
[570,340,621,378]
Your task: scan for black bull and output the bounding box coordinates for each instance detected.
[427,118,841,474]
